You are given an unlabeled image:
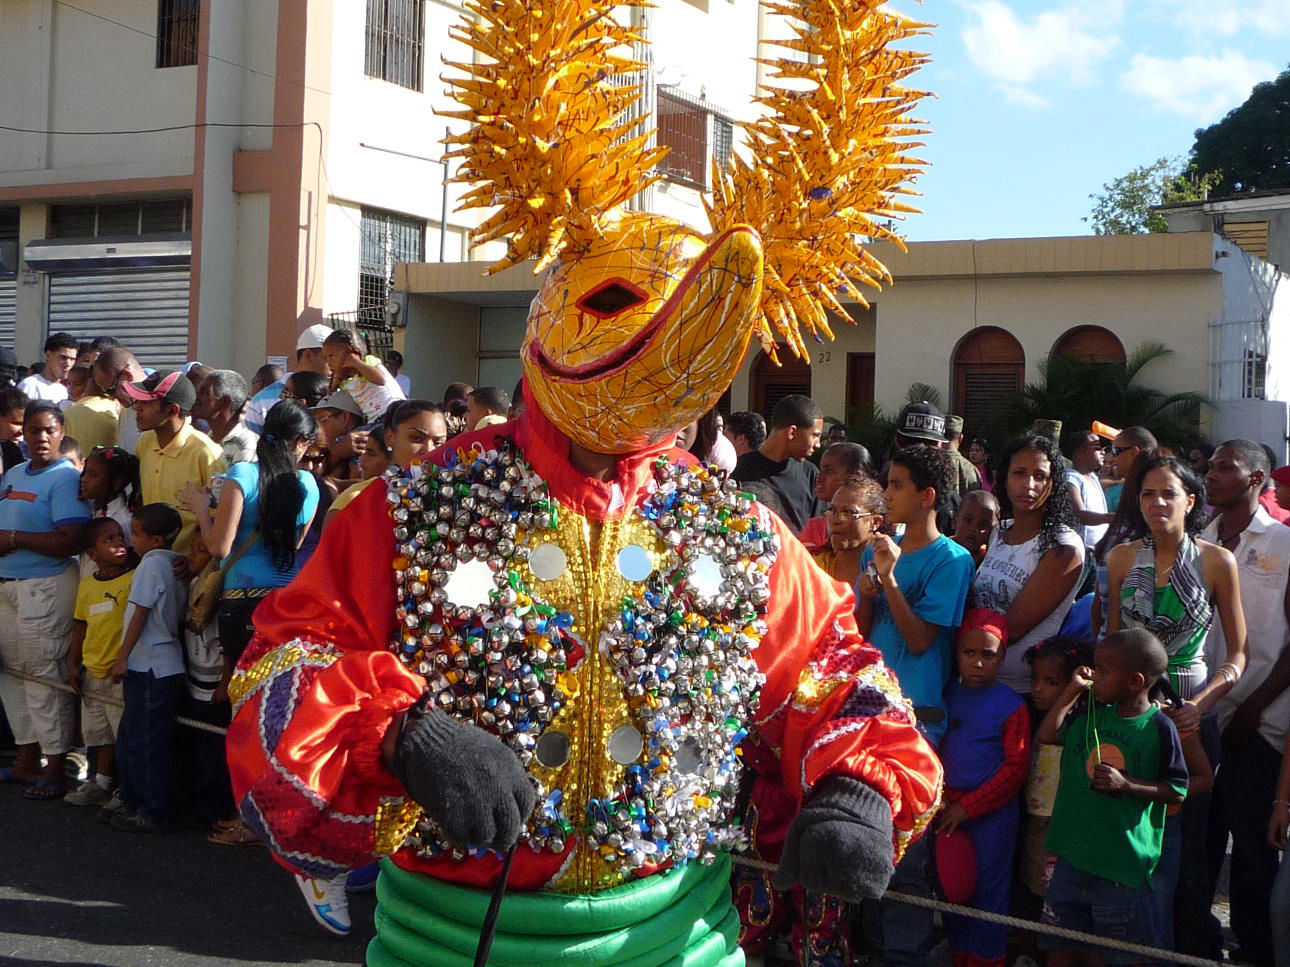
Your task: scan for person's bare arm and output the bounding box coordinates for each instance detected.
[110,605,152,684]
[1067,480,1115,527]
[1004,542,1082,643]
[4,522,85,559]
[1037,668,1092,744]
[1189,544,1247,716]
[1104,542,1134,635]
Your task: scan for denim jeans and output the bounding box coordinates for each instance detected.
[863,833,934,967]
[1271,848,1290,967]
[116,670,183,823]
[1210,734,1282,966]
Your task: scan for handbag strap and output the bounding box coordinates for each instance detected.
[219,530,260,574]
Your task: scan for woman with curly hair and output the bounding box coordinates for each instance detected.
[972,433,1085,694]
[1106,455,1246,728]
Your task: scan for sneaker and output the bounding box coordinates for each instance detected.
[294,872,351,936]
[96,793,127,824]
[65,780,112,807]
[345,862,380,893]
[110,811,174,833]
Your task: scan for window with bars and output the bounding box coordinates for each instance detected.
[365,0,425,91]
[656,91,733,190]
[1244,349,1267,400]
[156,0,199,68]
[358,207,425,314]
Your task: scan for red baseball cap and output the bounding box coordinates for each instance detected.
[121,370,196,411]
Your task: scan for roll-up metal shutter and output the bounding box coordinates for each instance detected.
[0,278,15,351]
[47,268,190,370]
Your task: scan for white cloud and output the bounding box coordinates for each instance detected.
[1147,0,1290,38]
[1119,50,1279,119]
[961,0,1123,99]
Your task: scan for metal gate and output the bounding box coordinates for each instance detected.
[47,268,190,370]
[0,278,15,351]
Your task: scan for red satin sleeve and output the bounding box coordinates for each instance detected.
[226,479,423,879]
[751,510,943,861]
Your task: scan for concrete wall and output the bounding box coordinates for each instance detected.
[727,269,1222,431]
[0,0,196,183]
[402,295,481,399]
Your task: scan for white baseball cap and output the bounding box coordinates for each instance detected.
[295,323,334,352]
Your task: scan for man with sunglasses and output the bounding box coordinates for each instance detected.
[64,347,145,454]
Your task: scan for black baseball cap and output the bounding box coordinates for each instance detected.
[897,401,946,443]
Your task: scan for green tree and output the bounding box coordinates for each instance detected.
[1004,342,1208,451]
[1085,158,1221,235]
[1191,67,1290,195]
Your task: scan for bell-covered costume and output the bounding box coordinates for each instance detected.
[226,0,940,960]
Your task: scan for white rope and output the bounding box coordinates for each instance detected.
[0,664,229,737]
[731,854,1222,967]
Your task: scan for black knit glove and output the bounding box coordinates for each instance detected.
[775,775,895,901]
[394,703,537,850]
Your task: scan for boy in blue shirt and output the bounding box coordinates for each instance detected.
[857,444,975,967]
[108,503,188,833]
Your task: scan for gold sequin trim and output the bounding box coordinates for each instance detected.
[228,640,339,712]
[374,796,423,855]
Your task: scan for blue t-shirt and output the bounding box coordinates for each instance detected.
[862,534,974,744]
[224,461,320,589]
[0,459,91,579]
[124,549,186,677]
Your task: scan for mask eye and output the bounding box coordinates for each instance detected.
[576,279,649,319]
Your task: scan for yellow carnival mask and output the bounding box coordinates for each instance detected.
[522,213,763,453]
[443,0,931,452]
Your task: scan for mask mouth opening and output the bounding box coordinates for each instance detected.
[575,278,649,319]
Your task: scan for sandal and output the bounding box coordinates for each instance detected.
[211,817,244,832]
[208,821,264,846]
[24,777,67,800]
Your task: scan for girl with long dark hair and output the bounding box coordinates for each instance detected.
[972,433,1085,694]
[181,399,320,665]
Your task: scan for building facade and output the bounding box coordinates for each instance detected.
[0,0,766,374]
[397,231,1290,462]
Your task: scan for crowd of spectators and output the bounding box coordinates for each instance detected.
[3,328,1290,965]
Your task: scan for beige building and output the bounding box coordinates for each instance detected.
[396,230,1290,460]
[0,0,765,374]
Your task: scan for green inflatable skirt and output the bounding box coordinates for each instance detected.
[366,853,744,967]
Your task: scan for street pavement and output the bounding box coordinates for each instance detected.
[0,779,376,966]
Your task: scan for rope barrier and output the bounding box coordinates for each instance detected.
[730,854,1223,967]
[0,663,1225,966]
[0,664,229,737]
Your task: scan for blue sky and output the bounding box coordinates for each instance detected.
[897,0,1289,241]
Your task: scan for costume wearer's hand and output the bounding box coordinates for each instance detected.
[936,800,969,836]
[394,704,537,850]
[775,775,895,901]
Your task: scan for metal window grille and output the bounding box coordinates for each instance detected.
[1244,350,1268,400]
[712,115,734,176]
[365,0,425,91]
[1210,318,1270,401]
[657,90,709,189]
[156,0,199,69]
[341,208,426,358]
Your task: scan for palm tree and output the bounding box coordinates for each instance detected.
[1005,342,1208,450]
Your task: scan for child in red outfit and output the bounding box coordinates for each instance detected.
[936,609,1030,967]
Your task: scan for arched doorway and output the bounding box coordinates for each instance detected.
[952,327,1025,438]
[1053,325,1126,366]
[751,348,811,418]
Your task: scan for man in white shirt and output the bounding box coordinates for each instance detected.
[1064,429,1113,551]
[1200,439,1290,966]
[243,324,333,434]
[385,350,412,396]
[17,332,78,403]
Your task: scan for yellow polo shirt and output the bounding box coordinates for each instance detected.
[137,423,227,553]
[64,395,122,454]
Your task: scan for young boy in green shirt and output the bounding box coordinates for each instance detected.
[1037,628,1189,966]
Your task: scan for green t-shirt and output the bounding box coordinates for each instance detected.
[1045,702,1189,887]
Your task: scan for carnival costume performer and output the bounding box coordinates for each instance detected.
[226,0,941,963]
